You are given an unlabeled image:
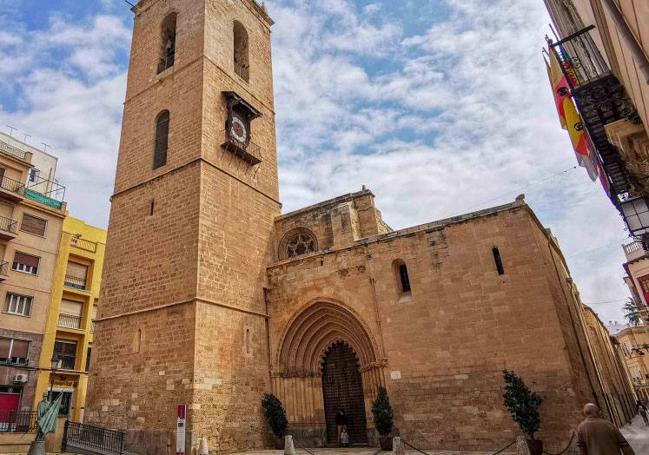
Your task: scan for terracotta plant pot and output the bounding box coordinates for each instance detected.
[274,436,285,450]
[379,436,393,451]
[526,439,543,455]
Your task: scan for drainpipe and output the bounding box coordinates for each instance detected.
[600,0,649,84]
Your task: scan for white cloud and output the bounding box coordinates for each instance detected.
[0,0,633,324]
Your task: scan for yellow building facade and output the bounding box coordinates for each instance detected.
[34,216,106,422]
[616,326,649,401]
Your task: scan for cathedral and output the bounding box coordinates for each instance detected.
[84,1,634,454]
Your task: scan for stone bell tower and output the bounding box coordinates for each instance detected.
[84,0,279,453]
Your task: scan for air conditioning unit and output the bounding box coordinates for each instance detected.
[13,374,28,383]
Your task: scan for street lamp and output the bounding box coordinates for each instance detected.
[621,196,649,248]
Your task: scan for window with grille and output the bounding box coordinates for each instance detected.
[153,110,170,169]
[5,293,32,316]
[12,251,40,274]
[20,214,47,236]
[0,337,29,364]
[54,340,77,370]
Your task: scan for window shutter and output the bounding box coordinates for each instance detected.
[0,338,10,358]
[66,262,88,280]
[60,299,83,317]
[11,340,29,359]
[154,111,170,169]
[14,252,40,268]
[21,214,47,236]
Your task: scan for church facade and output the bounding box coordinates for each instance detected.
[83,1,635,454]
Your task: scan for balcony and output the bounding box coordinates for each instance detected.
[548,26,640,206]
[24,176,65,210]
[0,175,24,202]
[70,237,98,253]
[624,240,647,262]
[64,275,87,291]
[221,130,262,165]
[0,261,8,281]
[58,313,82,330]
[0,215,18,241]
[0,139,31,162]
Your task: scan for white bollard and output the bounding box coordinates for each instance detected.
[284,435,297,455]
[199,437,210,455]
[392,436,405,455]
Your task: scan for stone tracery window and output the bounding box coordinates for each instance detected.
[281,228,317,259]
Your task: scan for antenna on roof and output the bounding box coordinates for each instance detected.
[124,0,136,7]
[41,142,51,153]
[23,134,31,143]
[6,125,16,137]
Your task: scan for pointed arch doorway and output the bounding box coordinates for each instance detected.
[322,341,368,445]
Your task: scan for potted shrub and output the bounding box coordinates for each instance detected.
[372,387,394,450]
[502,369,544,455]
[262,393,288,449]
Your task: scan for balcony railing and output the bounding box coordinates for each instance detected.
[221,130,262,165]
[0,215,17,234]
[549,26,610,90]
[58,313,82,330]
[623,240,646,261]
[64,275,87,291]
[63,421,126,455]
[0,175,25,195]
[71,237,98,253]
[0,139,29,161]
[0,411,36,433]
[0,261,9,277]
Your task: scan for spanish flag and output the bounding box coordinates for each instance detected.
[545,47,598,181]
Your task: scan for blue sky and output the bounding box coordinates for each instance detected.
[0,0,634,324]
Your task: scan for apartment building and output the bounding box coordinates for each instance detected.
[0,133,66,416]
[616,326,649,401]
[543,0,649,245]
[34,217,105,422]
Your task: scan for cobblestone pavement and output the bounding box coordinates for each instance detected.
[231,448,509,455]
[622,414,649,454]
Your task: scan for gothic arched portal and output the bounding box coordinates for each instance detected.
[272,301,385,446]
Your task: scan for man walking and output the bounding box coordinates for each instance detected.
[636,400,649,426]
[577,403,635,455]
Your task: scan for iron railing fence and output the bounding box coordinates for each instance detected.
[64,275,87,291]
[221,130,262,165]
[549,25,610,90]
[0,215,17,234]
[0,175,25,195]
[0,411,37,433]
[63,421,126,455]
[58,313,82,330]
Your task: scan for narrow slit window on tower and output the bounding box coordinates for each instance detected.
[233,21,249,81]
[393,260,411,295]
[158,13,177,73]
[154,110,170,169]
[492,247,505,275]
[149,199,155,216]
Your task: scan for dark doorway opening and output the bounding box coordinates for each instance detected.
[322,341,368,446]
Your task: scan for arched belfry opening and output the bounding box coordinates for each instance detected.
[273,301,385,446]
[322,341,368,445]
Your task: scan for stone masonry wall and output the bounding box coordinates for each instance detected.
[267,204,599,452]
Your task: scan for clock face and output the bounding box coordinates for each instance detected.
[230,114,248,143]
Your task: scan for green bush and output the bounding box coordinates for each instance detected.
[502,369,543,439]
[261,393,288,439]
[372,387,394,436]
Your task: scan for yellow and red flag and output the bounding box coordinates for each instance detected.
[545,47,599,181]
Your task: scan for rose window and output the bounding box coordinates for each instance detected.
[286,232,316,258]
